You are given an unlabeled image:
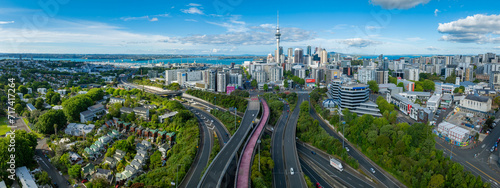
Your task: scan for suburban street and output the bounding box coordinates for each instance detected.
[36,138,69,188]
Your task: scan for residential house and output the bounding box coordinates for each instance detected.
[80,103,105,123]
[93,168,113,183]
[110,97,125,104]
[82,163,95,179]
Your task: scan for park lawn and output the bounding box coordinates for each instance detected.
[22,117,44,138]
[0,117,11,135]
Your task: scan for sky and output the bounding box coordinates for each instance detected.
[1,0,500,55]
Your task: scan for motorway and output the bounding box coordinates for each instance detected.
[198,99,260,188]
[308,103,401,188]
[271,103,290,188]
[182,93,244,117]
[300,158,333,188]
[180,106,214,188]
[297,143,377,188]
[282,93,308,188]
[187,106,230,144]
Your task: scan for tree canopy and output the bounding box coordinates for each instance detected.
[35,109,67,134]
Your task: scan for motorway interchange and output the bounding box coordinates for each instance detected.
[182,92,403,188]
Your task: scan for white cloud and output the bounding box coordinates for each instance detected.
[181,7,204,15]
[370,0,431,9]
[206,15,247,33]
[188,3,202,6]
[121,13,169,22]
[340,38,381,48]
[438,14,500,43]
[185,19,198,22]
[495,46,500,49]
[0,21,14,24]
[434,9,440,16]
[426,46,439,51]
[165,24,313,45]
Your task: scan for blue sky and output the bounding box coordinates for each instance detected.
[1,0,500,55]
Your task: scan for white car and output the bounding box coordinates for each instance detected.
[345,147,350,152]
[290,168,294,175]
[370,168,375,174]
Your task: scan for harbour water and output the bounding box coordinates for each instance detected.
[0,57,254,65]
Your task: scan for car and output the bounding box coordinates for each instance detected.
[315,182,323,188]
[370,168,376,173]
[311,151,316,155]
[82,179,88,183]
[59,171,62,175]
[290,168,294,175]
[287,110,289,112]
[67,180,70,185]
[443,108,447,110]
[491,146,495,153]
[345,147,350,152]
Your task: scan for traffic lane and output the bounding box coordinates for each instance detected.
[36,150,68,188]
[309,109,398,188]
[434,139,500,186]
[272,105,290,188]
[300,158,332,188]
[183,108,212,188]
[189,107,230,143]
[198,107,260,188]
[284,94,308,188]
[297,144,374,188]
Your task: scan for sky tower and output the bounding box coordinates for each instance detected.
[275,11,281,65]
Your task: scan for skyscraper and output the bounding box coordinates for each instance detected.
[275,12,281,65]
[294,48,303,63]
[307,46,312,56]
[217,72,227,93]
[287,48,294,64]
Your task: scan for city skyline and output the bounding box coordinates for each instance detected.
[1,0,500,55]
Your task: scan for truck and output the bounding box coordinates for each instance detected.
[330,158,343,172]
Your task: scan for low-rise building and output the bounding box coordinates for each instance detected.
[94,168,113,183]
[120,107,150,120]
[15,166,37,188]
[26,103,36,112]
[459,95,492,118]
[110,97,126,104]
[159,111,178,123]
[65,123,95,136]
[80,103,105,123]
[427,94,441,112]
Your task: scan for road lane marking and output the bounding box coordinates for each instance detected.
[465,161,500,185]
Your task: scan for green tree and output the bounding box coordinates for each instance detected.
[367,80,379,93]
[35,109,67,134]
[284,79,289,88]
[86,88,104,101]
[35,98,44,109]
[166,83,180,90]
[51,93,61,105]
[389,76,398,85]
[69,164,82,179]
[62,95,93,122]
[263,84,268,91]
[251,79,258,88]
[18,85,28,94]
[35,171,51,185]
[445,73,456,83]
[423,80,435,91]
[0,130,37,175]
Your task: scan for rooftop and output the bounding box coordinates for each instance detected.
[465,95,490,103]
